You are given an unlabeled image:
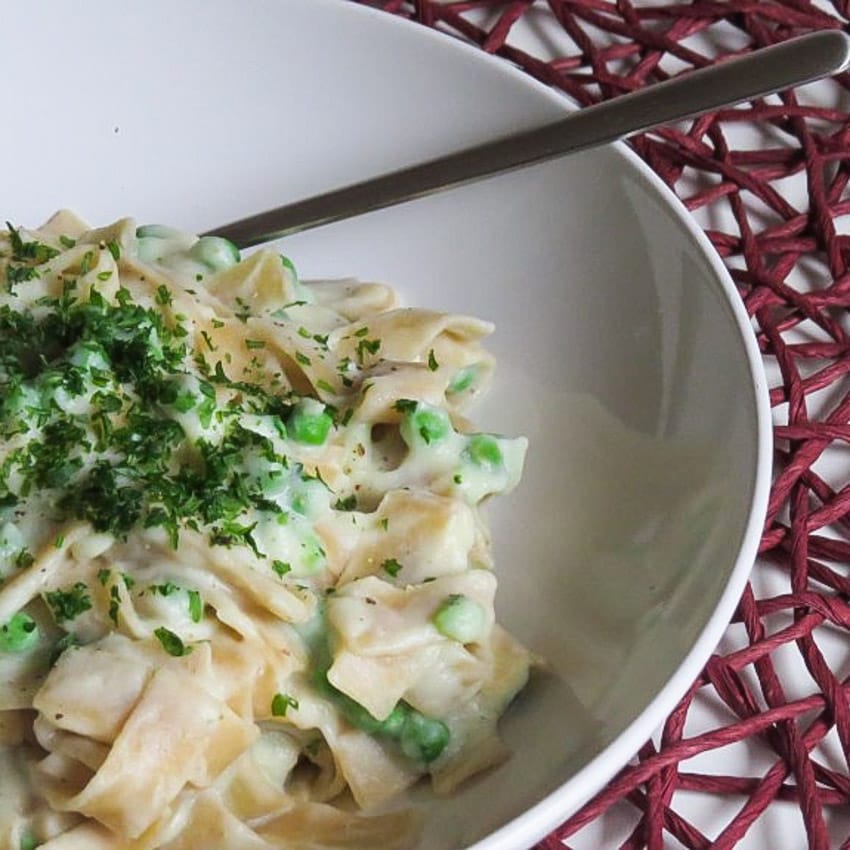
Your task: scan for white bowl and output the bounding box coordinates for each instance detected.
[3,2,771,848]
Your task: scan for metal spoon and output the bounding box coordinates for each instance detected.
[205,30,850,249]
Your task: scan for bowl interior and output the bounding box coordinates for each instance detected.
[2,2,768,848]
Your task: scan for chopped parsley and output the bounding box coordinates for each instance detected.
[187,589,203,623]
[44,582,92,623]
[381,558,403,578]
[427,348,439,371]
[272,560,292,577]
[108,585,121,625]
[393,398,418,414]
[6,222,60,265]
[355,336,381,364]
[334,495,357,511]
[271,692,299,717]
[155,284,173,306]
[154,626,193,657]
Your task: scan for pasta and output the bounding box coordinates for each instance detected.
[0,212,532,850]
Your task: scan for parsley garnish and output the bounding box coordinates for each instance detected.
[44,582,92,623]
[155,284,173,306]
[272,560,291,578]
[154,627,193,657]
[381,558,403,578]
[334,495,357,511]
[108,585,121,625]
[356,337,381,364]
[6,222,60,264]
[271,692,299,716]
[393,399,418,414]
[188,589,203,623]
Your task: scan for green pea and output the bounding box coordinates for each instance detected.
[399,710,450,763]
[289,401,332,445]
[465,434,503,468]
[335,692,412,742]
[19,832,40,850]
[447,364,478,395]
[339,697,388,735]
[136,224,184,239]
[400,404,451,447]
[299,534,327,574]
[189,236,241,272]
[432,593,487,643]
[378,703,409,739]
[0,522,25,559]
[0,613,40,653]
[314,659,449,760]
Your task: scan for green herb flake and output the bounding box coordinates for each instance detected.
[381,558,403,578]
[154,626,193,657]
[187,589,203,623]
[15,550,34,570]
[97,568,112,586]
[200,330,217,351]
[393,398,418,414]
[427,349,439,371]
[271,692,299,717]
[245,339,265,350]
[334,495,357,512]
[356,337,381,364]
[272,560,291,578]
[106,240,121,260]
[108,585,121,625]
[155,284,173,306]
[44,582,92,623]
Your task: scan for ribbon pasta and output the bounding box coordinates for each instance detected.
[0,213,532,850]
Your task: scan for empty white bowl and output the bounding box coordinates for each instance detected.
[2,2,771,848]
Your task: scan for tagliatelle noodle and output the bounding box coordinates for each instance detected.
[0,212,532,850]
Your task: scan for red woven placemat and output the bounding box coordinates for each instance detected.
[356,2,850,848]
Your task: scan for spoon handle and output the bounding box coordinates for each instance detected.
[206,30,850,248]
